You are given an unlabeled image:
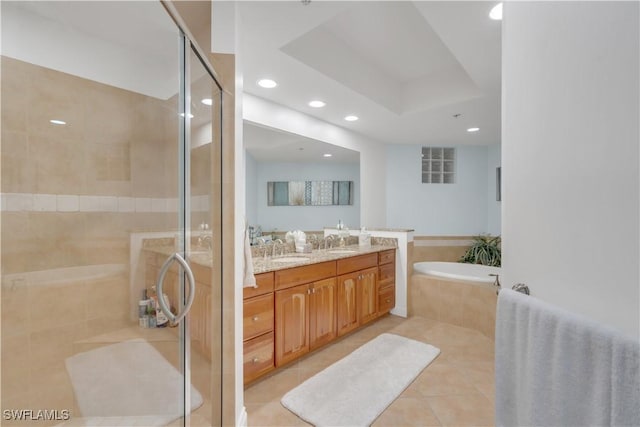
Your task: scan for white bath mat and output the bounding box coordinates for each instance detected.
[65,338,203,426]
[281,333,440,426]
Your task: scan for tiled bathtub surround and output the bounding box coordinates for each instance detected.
[410,274,497,340]
[413,236,476,263]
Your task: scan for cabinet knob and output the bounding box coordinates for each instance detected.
[252,316,259,322]
[252,357,259,364]
[386,298,391,303]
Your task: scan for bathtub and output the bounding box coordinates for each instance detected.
[413,261,501,284]
[411,262,500,339]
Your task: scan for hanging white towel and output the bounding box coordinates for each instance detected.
[243,223,257,288]
[495,289,640,427]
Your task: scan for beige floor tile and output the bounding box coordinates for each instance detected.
[427,392,495,427]
[474,383,496,405]
[246,401,310,427]
[245,316,496,427]
[413,363,479,397]
[373,397,441,426]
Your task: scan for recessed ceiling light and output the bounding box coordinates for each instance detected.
[467,127,480,132]
[201,98,213,106]
[489,3,503,20]
[257,79,277,89]
[309,100,326,108]
[323,153,332,157]
[344,115,359,122]
[49,119,66,125]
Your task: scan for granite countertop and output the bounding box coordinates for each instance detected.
[323,227,415,233]
[252,244,396,274]
[143,243,397,273]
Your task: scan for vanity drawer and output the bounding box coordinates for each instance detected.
[243,293,274,340]
[378,286,395,313]
[336,253,378,275]
[244,272,274,299]
[378,262,395,287]
[243,331,275,384]
[275,261,336,290]
[378,249,395,265]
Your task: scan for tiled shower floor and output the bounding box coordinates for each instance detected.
[244,315,496,427]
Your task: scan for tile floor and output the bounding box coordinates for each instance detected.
[244,315,496,427]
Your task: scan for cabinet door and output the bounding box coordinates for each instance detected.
[275,284,309,367]
[358,267,379,326]
[309,277,337,350]
[337,272,360,337]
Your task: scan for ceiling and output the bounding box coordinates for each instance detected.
[238,1,502,147]
[1,1,502,161]
[244,122,359,164]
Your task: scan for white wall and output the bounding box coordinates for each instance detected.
[243,94,387,228]
[249,160,360,232]
[502,1,639,338]
[385,144,492,236]
[245,151,258,226]
[487,144,501,236]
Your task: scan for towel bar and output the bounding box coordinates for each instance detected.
[492,276,530,296]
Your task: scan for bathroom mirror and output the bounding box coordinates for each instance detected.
[245,121,360,232]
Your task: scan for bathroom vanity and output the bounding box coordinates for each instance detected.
[142,241,397,385]
[243,246,396,384]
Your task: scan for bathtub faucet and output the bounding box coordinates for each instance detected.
[489,273,501,295]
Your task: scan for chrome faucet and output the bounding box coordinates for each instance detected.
[272,239,284,257]
[197,234,212,250]
[197,222,212,250]
[322,235,334,250]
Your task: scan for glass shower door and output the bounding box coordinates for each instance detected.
[0,1,222,426]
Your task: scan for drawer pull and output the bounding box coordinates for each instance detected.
[252,357,259,364]
[252,316,259,322]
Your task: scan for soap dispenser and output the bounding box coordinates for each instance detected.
[359,226,371,249]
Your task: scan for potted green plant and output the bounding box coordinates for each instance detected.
[459,234,501,266]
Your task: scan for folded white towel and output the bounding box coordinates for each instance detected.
[495,289,640,427]
[243,224,257,288]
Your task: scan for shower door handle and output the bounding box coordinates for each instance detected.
[155,252,196,326]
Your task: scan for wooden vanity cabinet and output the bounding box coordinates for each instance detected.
[336,271,359,336]
[275,283,310,366]
[377,249,396,316]
[243,272,275,384]
[309,277,338,350]
[244,248,397,384]
[274,261,337,367]
[275,276,337,366]
[337,253,378,336]
[358,267,379,325]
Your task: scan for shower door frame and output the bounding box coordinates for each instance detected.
[161,1,224,425]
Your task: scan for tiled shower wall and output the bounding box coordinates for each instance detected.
[0,57,211,417]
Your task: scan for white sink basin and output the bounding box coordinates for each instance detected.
[271,256,310,263]
[328,249,358,254]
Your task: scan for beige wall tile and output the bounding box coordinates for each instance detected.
[1,130,36,193]
[28,282,87,332]
[1,58,30,133]
[1,283,29,337]
[409,275,440,320]
[435,280,458,324]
